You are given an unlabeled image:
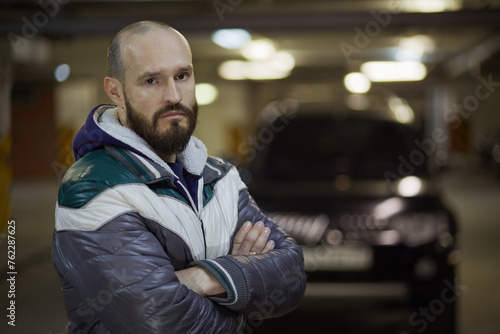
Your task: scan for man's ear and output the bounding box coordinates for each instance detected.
[104,76,125,108]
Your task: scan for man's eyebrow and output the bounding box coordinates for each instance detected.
[138,71,161,80]
[138,66,193,80]
[178,65,193,72]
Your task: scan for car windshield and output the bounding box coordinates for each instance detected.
[252,113,426,180]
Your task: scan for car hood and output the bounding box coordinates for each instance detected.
[248,177,443,214]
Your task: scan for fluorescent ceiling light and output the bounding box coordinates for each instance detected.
[404,0,460,13]
[218,60,291,80]
[396,35,435,61]
[211,29,251,49]
[410,0,446,13]
[344,72,371,94]
[241,38,276,61]
[244,61,291,80]
[55,64,70,82]
[272,51,295,72]
[361,61,427,82]
[400,35,435,53]
[218,51,295,81]
[196,83,219,105]
[218,60,247,80]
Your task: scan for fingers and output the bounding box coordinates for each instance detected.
[263,239,275,253]
[249,222,271,254]
[231,221,274,255]
[232,221,252,255]
[234,221,267,255]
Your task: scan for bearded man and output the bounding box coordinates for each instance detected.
[52,20,306,334]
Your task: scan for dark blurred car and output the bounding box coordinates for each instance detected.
[246,100,459,334]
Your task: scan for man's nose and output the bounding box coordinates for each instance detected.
[163,81,182,105]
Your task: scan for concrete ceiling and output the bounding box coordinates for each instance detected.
[1,0,500,85]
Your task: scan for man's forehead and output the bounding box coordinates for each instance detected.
[122,28,186,50]
[122,29,191,72]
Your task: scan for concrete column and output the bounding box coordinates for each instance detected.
[53,78,98,181]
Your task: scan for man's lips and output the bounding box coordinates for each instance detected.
[160,111,186,119]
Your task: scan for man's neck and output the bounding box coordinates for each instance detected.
[158,152,176,163]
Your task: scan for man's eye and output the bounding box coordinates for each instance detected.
[177,73,189,80]
[145,78,156,85]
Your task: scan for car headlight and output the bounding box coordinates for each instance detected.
[396,176,424,197]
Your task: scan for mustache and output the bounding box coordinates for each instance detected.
[153,103,192,123]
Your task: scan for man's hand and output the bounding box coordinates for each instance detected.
[176,221,274,297]
[175,266,226,298]
[231,221,275,255]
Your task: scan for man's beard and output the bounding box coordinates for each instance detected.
[124,96,198,157]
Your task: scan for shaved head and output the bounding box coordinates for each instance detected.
[107,21,188,83]
[103,20,197,162]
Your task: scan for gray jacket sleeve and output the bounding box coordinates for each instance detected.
[52,212,246,334]
[191,189,307,319]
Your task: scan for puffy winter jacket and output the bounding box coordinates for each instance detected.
[52,105,306,333]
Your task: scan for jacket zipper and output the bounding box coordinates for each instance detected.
[175,179,208,259]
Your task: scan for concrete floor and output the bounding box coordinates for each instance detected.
[1,162,499,334]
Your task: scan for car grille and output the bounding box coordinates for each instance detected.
[268,211,449,247]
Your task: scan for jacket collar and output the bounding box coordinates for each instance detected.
[105,145,233,186]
